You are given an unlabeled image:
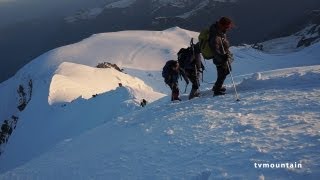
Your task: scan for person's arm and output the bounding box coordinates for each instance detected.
[209,35,228,62]
[221,37,234,63]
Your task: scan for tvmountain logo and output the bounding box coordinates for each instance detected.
[254,162,302,169]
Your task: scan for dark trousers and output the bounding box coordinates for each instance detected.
[185,69,200,90]
[185,69,201,99]
[214,62,230,90]
[168,82,180,101]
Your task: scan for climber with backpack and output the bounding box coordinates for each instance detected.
[162,60,189,101]
[177,38,205,100]
[199,17,237,97]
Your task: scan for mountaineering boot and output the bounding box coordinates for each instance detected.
[212,86,226,92]
[171,96,181,101]
[171,92,181,101]
[189,88,200,100]
[214,90,226,96]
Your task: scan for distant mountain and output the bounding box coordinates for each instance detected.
[0,0,119,28]
[1,0,320,83]
[62,0,319,43]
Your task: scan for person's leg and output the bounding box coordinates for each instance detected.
[214,65,225,90]
[187,71,200,99]
[214,63,229,95]
[170,82,180,101]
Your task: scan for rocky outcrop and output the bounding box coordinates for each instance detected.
[0,79,33,155]
[96,62,123,72]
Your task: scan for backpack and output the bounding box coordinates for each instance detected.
[198,28,214,59]
[162,60,176,79]
[177,47,192,69]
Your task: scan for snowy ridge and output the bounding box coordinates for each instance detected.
[49,62,164,105]
[28,27,196,72]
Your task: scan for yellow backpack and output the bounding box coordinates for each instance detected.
[198,28,214,60]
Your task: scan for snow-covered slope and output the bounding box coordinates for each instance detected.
[1,65,319,179]
[0,59,164,173]
[0,27,320,179]
[0,74,163,171]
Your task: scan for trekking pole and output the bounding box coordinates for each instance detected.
[226,61,240,101]
[220,38,240,101]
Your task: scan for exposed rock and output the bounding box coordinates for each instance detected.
[96,62,123,72]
